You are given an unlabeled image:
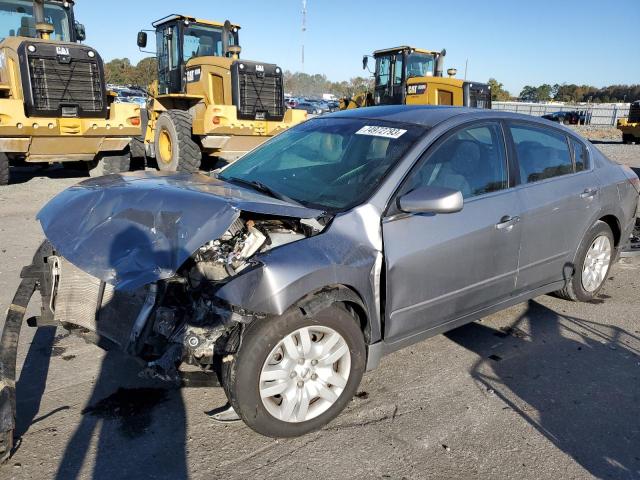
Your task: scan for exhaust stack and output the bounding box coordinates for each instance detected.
[33,0,54,39]
[435,49,447,77]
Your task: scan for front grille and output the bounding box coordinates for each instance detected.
[232,60,285,121]
[29,57,103,114]
[19,42,107,118]
[629,102,640,123]
[53,257,146,349]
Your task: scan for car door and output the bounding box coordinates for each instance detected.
[382,121,522,343]
[507,122,602,292]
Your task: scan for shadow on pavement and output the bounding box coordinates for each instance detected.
[8,165,87,185]
[446,300,640,480]
[12,224,190,479]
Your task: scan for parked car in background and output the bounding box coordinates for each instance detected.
[5,106,638,446]
[542,110,587,125]
[296,102,323,115]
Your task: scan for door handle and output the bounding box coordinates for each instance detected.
[495,215,521,230]
[580,188,598,199]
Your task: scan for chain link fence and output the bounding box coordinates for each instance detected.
[492,102,631,126]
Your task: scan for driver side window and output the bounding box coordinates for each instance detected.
[403,122,509,199]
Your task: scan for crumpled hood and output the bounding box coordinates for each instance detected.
[38,171,323,290]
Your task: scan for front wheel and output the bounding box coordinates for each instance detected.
[555,220,614,301]
[221,303,366,437]
[153,110,201,173]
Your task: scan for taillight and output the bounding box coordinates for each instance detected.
[212,116,221,125]
[128,117,141,126]
[621,165,640,193]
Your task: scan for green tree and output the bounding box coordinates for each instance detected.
[104,58,135,85]
[487,78,511,101]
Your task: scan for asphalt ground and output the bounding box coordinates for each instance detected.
[0,138,639,480]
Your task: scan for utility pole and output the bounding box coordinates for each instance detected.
[301,0,307,72]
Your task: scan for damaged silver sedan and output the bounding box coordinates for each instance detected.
[1,106,639,456]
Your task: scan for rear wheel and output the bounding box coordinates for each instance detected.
[0,152,9,185]
[88,148,131,177]
[554,221,614,301]
[154,110,201,173]
[623,134,633,145]
[221,303,366,437]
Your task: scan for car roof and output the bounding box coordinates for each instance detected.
[326,105,478,127]
[325,105,578,131]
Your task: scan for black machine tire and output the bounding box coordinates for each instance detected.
[130,108,149,168]
[130,137,146,161]
[0,152,9,186]
[554,221,614,302]
[88,147,131,177]
[153,110,201,173]
[220,303,366,438]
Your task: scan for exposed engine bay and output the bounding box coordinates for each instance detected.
[47,214,319,382]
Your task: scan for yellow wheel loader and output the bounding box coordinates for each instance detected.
[0,0,141,185]
[135,15,307,172]
[618,101,640,145]
[341,46,491,110]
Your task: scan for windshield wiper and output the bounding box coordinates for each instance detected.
[223,176,303,206]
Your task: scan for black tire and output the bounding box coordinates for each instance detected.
[154,110,201,173]
[554,220,614,302]
[88,147,131,177]
[221,303,366,438]
[622,134,633,145]
[562,117,570,125]
[130,108,149,165]
[0,152,9,186]
[130,136,146,160]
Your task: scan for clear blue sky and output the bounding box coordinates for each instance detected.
[74,0,640,95]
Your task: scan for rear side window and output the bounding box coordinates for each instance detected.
[569,137,589,172]
[510,124,573,184]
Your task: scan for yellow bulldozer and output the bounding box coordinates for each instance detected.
[135,15,307,172]
[617,100,640,145]
[341,46,491,110]
[0,0,141,185]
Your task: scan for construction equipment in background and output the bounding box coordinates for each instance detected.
[0,0,141,185]
[341,46,491,110]
[618,101,640,144]
[135,15,307,172]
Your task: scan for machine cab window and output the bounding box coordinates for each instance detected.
[0,0,72,41]
[406,52,435,78]
[152,15,239,94]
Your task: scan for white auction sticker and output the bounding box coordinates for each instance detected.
[355,125,407,139]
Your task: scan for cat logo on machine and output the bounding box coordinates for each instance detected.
[407,83,427,95]
[56,46,70,56]
[255,64,265,72]
[186,67,201,83]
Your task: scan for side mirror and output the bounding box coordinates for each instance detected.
[75,22,86,42]
[362,55,369,70]
[137,31,148,49]
[398,186,463,214]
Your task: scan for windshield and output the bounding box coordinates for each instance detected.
[0,0,71,41]
[183,22,238,61]
[406,52,435,78]
[219,118,424,212]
